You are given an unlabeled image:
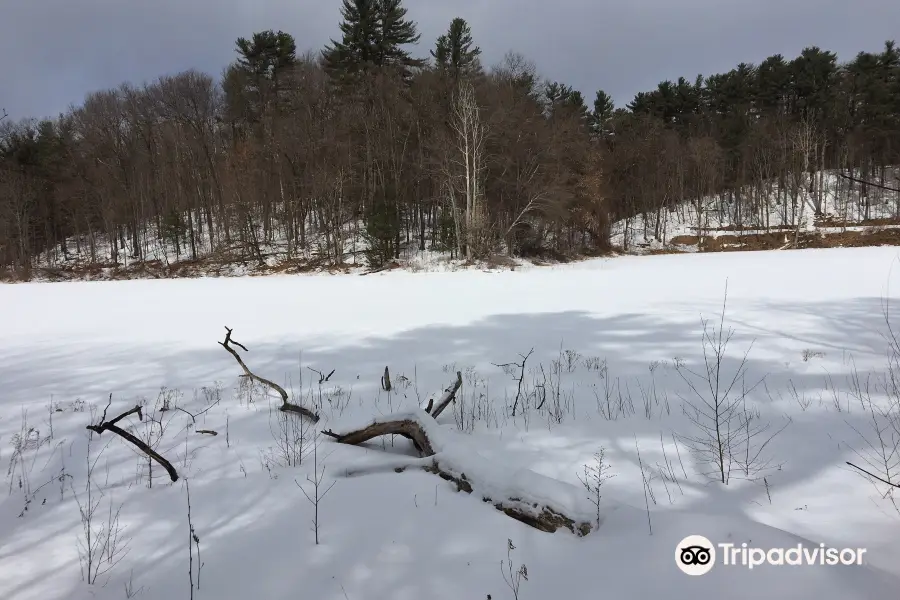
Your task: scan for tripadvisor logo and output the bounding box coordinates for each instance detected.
[676,535,716,576]
[675,535,867,575]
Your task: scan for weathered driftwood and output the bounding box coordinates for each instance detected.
[87,398,179,482]
[323,417,436,454]
[219,326,319,422]
[323,413,591,535]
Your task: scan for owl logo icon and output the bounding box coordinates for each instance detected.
[676,535,716,575]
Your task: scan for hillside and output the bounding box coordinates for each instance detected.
[612,168,900,253]
[3,168,897,283]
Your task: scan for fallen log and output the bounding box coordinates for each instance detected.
[219,326,319,422]
[323,409,593,536]
[323,417,435,454]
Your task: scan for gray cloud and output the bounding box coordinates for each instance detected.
[2,0,898,120]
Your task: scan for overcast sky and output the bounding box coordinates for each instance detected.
[2,0,899,121]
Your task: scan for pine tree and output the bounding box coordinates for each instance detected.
[323,0,378,79]
[590,90,614,137]
[377,0,423,76]
[627,91,655,115]
[432,18,482,79]
[545,82,589,121]
[755,54,791,116]
[235,30,297,80]
[225,30,296,127]
[789,46,838,122]
[875,41,900,151]
[323,0,422,82]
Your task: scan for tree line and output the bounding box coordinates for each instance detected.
[1,0,899,276]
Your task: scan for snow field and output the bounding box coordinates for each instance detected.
[1,246,900,599]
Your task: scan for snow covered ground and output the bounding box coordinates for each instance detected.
[610,168,900,252]
[2,246,900,599]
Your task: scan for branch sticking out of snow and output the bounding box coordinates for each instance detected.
[323,409,594,535]
[427,371,463,419]
[218,326,319,422]
[86,397,179,482]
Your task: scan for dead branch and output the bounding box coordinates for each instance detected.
[219,326,319,422]
[427,371,463,419]
[839,173,900,194]
[174,400,218,424]
[847,461,900,489]
[323,414,591,535]
[307,367,335,385]
[86,402,179,482]
[196,430,218,436]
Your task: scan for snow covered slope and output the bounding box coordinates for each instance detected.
[611,168,900,252]
[2,247,900,599]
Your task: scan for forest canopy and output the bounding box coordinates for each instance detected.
[1,0,898,276]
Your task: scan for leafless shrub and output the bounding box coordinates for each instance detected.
[73,435,130,585]
[17,458,73,518]
[235,375,267,407]
[124,569,144,597]
[394,373,412,391]
[267,392,311,468]
[577,447,615,527]
[308,366,336,411]
[493,348,533,417]
[500,538,527,600]
[824,373,847,412]
[7,408,51,496]
[296,433,336,545]
[845,365,900,514]
[675,285,771,484]
[802,349,826,362]
[581,355,606,372]
[46,397,62,438]
[130,391,179,488]
[592,372,637,422]
[637,366,671,419]
[156,386,181,413]
[561,349,581,373]
[453,369,499,432]
[534,357,568,424]
[175,383,223,425]
[731,392,790,481]
[785,379,811,411]
[322,385,353,419]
